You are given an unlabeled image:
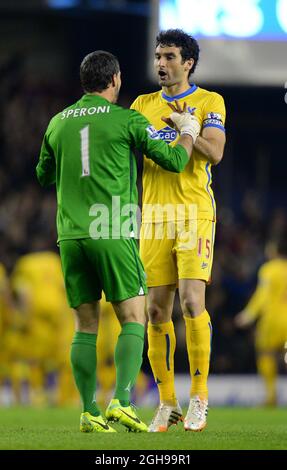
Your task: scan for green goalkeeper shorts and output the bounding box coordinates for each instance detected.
[59,238,147,308]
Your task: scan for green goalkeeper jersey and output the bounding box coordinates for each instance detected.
[36,94,189,241]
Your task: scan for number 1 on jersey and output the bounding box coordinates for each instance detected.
[80,125,90,176]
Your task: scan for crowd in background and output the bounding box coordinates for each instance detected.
[1,65,287,402]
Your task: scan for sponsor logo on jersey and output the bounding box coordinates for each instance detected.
[201,262,209,269]
[207,112,222,120]
[158,126,178,143]
[146,125,160,140]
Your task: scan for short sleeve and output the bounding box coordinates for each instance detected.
[202,92,226,132]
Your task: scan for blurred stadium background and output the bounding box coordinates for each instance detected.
[0,0,287,412]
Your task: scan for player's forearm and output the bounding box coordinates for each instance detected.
[242,308,259,322]
[177,134,194,159]
[235,308,257,328]
[156,135,194,173]
[194,135,224,165]
[245,290,266,320]
[149,142,190,173]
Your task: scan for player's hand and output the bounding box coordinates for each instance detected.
[161,100,200,142]
[161,100,187,129]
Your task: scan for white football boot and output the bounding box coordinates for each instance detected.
[148,401,183,432]
[184,396,208,432]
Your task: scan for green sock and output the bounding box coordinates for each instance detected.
[114,322,145,404]
[70,331,100,416]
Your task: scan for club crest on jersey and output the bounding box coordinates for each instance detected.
[158,126,178,143]
[188,106,196,114]
[146,125,160,140]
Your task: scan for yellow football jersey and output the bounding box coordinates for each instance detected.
[11,251,66,315]
[131,85,226,222]
[246,258,287,324]
[10,252,72,363]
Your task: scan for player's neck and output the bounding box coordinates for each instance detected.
[89,90,114,103]
[162,82,191,98]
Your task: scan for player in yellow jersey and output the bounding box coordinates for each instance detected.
[131,29,226,432]
[11,251,75,406]
[235,235,287,406]
[0,263,33,404]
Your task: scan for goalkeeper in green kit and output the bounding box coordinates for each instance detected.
[36,50,200,433]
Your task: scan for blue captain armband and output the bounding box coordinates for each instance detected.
[203,112,225,132]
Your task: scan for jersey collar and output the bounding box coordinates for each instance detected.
[161,84,198,102]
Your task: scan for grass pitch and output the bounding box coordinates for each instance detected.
[0,406,286,450]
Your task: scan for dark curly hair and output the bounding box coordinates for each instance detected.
[80,50,120,93]
[156,29,200,77]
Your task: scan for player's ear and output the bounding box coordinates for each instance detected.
[185,58,194,73]
[111,74,117,87]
